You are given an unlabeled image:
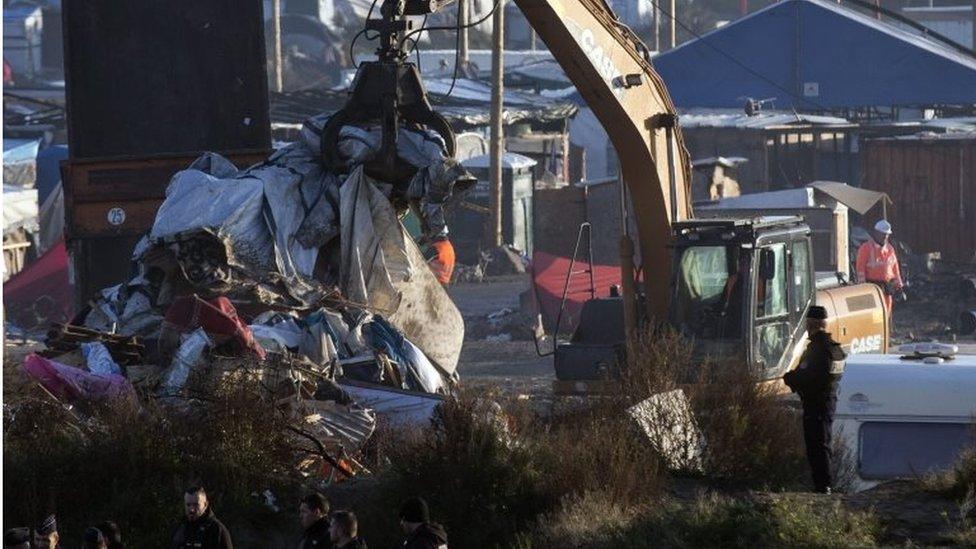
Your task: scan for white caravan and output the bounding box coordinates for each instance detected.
[833,343,976,492]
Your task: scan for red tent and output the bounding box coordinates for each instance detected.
[531,251,621,334]
[3,239,74,331]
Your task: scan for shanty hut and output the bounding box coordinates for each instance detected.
[861,132,976,261]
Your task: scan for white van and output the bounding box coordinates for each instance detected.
[833,344,976,492]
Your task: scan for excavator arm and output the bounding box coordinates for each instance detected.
[514,0,693,323]
[335,0,692,325]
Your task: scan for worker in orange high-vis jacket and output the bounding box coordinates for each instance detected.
[428,236,456,286]
[855,219,906,316]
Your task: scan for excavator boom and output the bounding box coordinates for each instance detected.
[513,0,694,322]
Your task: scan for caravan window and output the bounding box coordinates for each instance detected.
[858,422,976,480]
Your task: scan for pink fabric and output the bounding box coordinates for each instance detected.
[22,353,135,403]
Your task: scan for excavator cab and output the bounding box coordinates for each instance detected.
[670,217,814,379]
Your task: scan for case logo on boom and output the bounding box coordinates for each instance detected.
[566,20,624,97]
[849,334,883,354]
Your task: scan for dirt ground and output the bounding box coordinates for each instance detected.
[891,270,976,347]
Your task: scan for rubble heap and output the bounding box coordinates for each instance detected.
[20,114,472,481]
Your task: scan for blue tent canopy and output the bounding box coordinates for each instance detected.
[653,0,976,110]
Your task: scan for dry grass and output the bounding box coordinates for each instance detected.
[519,491,881,548]
[620,327,808,489]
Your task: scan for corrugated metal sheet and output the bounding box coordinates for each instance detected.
[862,136,976,261]
[679,109,851,129]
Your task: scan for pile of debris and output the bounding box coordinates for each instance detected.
[892,252,976,341]
[18,113,473,481]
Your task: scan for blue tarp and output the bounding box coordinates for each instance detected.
[36,145,68,204]
[653,0,976,109]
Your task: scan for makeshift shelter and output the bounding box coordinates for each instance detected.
[861,132,976,261]
[653,0,976,110]
[679,110,857,192]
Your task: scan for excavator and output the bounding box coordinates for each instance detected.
[327,0,889,391]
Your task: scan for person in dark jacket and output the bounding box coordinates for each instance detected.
[329,511,366,549]
[95,521,124,549]
[32,514,60,549]
[398,497,448,549]
[784,305,846,494]
[81,527,108,549]
[298,492,331,549]
[3,527,31,549]
[171,486,233,549]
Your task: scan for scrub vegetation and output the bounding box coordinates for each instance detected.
[8,330,948,547]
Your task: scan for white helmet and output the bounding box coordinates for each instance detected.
[874,219,893,235]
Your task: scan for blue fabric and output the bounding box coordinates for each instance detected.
[653,0,976,109]
[366,315,443,393]
[366,315,415,389]
[36,145,68,204]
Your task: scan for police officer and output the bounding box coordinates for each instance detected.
[784,305,846,494]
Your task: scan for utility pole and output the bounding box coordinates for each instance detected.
[489,0,505,248]
[653,1,660,51]
[459,0,469,66]
[669,0,677,49]
[272,0,283,92]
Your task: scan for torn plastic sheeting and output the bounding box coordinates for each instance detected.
[148,147,336,308]
[159,328,212,395]
[23,353,135,403]
[308,113,459,241]
[250,320,304,353]
[302,113,448,170]
[337,166,463,374]
[339,381,444,428]
[339,166,411,314]
[81,342,122,377]
[83,282,162,338]
[300,318,339,366]
[386,223,464,376]
[250,143,340,278]
[151,168,273,275]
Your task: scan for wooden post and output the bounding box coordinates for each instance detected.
[489,0,505,248]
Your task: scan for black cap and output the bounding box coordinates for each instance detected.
[35,514,57,535]
[83,528,105,543]
[807,305,828,320]
[3,527,30,545]
[399,497,430,523]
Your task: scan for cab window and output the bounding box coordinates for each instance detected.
[791,240,812,314]
[756,243,788,318]
[671,245,746,339]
